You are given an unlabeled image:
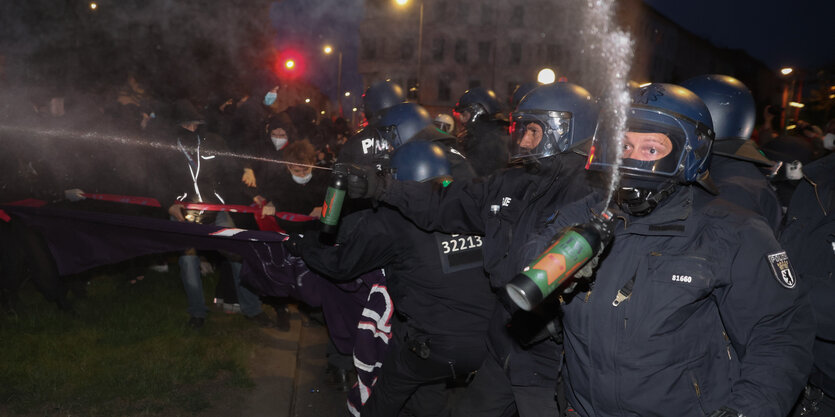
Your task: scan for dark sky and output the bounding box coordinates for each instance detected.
[642,0,835,71]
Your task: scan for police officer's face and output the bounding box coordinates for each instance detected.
[519,122,544,150]
[622,132,672,161]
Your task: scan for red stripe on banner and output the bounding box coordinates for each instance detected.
[0,209,10,222]
[182,203,315,222]
[82,193,162,207]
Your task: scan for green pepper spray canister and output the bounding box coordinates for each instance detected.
[505,210,614,311]
[319,164,349,236]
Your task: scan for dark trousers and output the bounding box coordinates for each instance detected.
[451,351,560,417]
[361,318,486,417]
[0,217,67,307]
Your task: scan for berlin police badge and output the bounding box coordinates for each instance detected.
[766,251,797,289]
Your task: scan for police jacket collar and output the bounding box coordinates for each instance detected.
[615,186,693,237]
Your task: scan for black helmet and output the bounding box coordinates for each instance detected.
[680,74,755,141]
[509,82,599,161]
[454,87,501,126]
[362,81,406,123]
[587,83,716,215]
[375,102,432,148]
[510,82,539,110]
[390,141,452,183]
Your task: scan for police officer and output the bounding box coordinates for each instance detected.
[297,141,495,417]
[527,83,813,417]
[346,82,601,417]
[454,87,511,177]
[374,101,476,181]
[781,152,835,416]
[337,80,406,166]
[680,74,783,230]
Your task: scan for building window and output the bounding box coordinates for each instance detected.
[469,79,481,89]
[400,39,414,61]
[478,41,491,63]
[407,78,419,100]
[438,78,451,101]
[361,37,376,60]
[480,4,493,26]
[510,8,523,26]
[509,42,521,65]
[432,37,445,62]
[454,39,468,64]
[457,1,469,24]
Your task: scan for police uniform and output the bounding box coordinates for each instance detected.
[299,206,495,417]
[710,154,783,231]
[379,152,597,416]
[523,186,814,417]
[781,153,835,416]
[459,118,511,177]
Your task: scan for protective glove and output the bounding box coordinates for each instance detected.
[572,209,615,281]
[283,234,304,257]
[707,406,744,417]
[64,188,86,202]
[241,168,257,187]
[342,163,390,200]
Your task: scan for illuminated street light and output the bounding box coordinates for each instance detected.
[537,68,556,84]
[829,94,835,100]
[395,0,409,5]
[89,2,97,10]
[352,107,358,112]
[780,67,793,76]
[321,110,326,115]
[344,92,351,97]
[285,59,295,69]
[323,45,333,55]
[305,98,311,103]
[788,101,805,108]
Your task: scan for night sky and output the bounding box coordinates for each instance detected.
[642,0,835,71]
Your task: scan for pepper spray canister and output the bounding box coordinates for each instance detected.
[505,210,614,311]
[319,164,349,236]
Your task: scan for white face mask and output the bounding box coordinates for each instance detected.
[270,136,288,150]
[292,172,313,185]
[786,160,804,180]
[823,133,835,151]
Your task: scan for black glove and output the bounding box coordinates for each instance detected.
[340,163,389,200]
[284,234,304,257]
[707,406,744,417]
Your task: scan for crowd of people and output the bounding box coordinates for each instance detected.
[1,68,834,417]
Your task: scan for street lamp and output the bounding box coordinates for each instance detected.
[395,0,424,103]
[344,91,351,97]
[780,67,793,76]
[537,68,556,84]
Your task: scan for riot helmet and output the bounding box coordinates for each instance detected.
[454,87,502,126]
[680,74,755,141]
[434,113,455,134]
[509,82,599,162]
[510,82,539,110]
[362,81,406,123]
[587,83,716,216]
[375,102,432,148]
[390,141,452,183]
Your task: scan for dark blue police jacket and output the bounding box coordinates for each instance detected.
[525,186,814,417]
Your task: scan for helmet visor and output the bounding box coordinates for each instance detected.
[509,110,572,160]
[587,108,686,179]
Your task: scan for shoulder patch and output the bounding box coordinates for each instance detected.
[766,251,797,289]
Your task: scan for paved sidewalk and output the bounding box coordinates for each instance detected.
[241,307,351,417]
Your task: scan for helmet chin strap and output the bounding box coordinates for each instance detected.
[615,181,678,217]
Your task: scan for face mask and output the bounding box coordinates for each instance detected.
[270,136,288,150]
[823,133,835,151]
[263,91,277,106]
[292,172,313,185]
[785,161,804,180]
